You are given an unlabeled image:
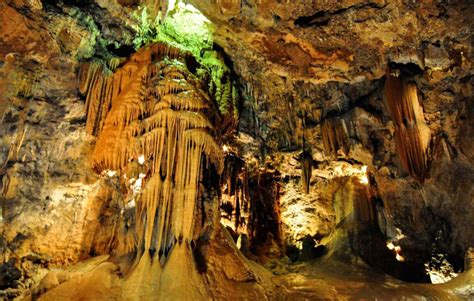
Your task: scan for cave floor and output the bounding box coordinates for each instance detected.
[271,258,473,300]
[27,253,473,300]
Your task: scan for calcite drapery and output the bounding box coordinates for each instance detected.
[79,43,223,262]
[384,74,431,182]
[321,115,351,158]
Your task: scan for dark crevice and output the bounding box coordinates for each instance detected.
[273,15,281,24]
[388,62,423,76]
[294,11,330,27]
[212,43,235,74]
[185,55,199,74]
[294,2,387,28]
[321,79,384,122]
[41,0,62,13]
[106,44,135,58]
[42,0,94,11]
[192,238,208,273]
[62,0,95,7]
[336,157,367,167]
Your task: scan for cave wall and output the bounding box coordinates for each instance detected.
[0,0,139,295]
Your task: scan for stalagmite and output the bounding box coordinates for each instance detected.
[384,73,431,181]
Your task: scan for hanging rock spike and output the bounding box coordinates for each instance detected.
[384,74,431,182]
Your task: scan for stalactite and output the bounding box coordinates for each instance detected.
[321,116,351,158]
[78,61,115,136]
[300,115,312,194]
[352,178,376,223]
[108,57,122,71]
[220,155,283,257]
[301,150,312,194]
[220,153,249,232]
[77,43,191,136]
[82,43,223,264]
[248,169,283,252]
[0,125,27,186]
[162,92,210,111]
[384,74,431,182]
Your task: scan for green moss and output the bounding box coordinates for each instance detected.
[68,7,120,62]
[130,7,159,50]
[131,3,212,56]
[200,51,234,115]
[231,83,239,120]
[130,2,239,118]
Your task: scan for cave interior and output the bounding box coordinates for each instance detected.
[0,0,473,300]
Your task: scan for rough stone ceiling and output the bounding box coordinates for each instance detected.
[190,0,473,150]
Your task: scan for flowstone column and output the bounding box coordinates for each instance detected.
[79,42,223,299]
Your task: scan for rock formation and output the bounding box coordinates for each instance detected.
[0,0,472,299]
